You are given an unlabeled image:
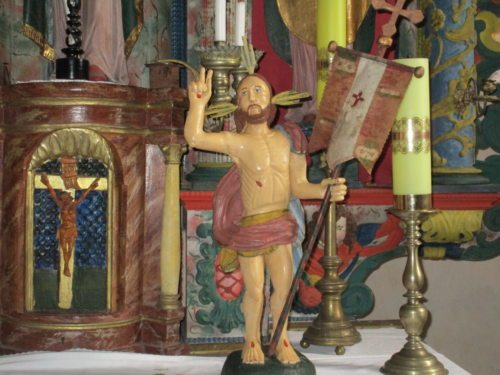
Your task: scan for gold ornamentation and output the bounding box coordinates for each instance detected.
[421,210,483,243]
[0,314,140,331]
[277,0,316,45]
[124,0,144,57]
[422,246,447,260]
[161,144,187,165]
[433,166,482,174]
[378,36,393,48]
[25,129,116,311]
[394,194,432,211]
[346,0,371,45]
[29,129,114,171]
[7,97,173,110]
[160,294,182,310]
[432,150,447,168]
[431,64,477,159]
[427,1,478,170]
[476,11,500,53]
[23,0,143,60]
[392,117,431,154]
[431,8,446,32]
[431,5,476,77]
[21,23,56,61]
[1,313,182,331]
[317,47,332,82]
[2,123,183,136]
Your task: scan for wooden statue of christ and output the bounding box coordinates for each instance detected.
[184,68,347,364]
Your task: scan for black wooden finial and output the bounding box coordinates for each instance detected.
[56,0,89,80]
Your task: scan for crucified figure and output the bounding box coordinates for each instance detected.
[40,173,100,277]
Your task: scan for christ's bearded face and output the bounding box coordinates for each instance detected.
[236,75,273,125]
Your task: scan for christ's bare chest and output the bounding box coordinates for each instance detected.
[238,132,290,173]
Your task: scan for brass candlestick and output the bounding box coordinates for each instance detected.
[300,201,361,355]
[197,42,241,105]
[381,195,447,375]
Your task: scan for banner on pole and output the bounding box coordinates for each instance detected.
[308,46,416,174]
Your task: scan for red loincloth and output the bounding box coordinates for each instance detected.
[213,121,307,253]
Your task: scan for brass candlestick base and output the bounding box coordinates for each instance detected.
[197,42,241,105]
[381,203,447,375]
[301,203,361,355]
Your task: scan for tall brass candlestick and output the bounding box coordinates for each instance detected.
[381,206,447,375]
[301,0,359,355]
[382,58,447,374]
[301,181,360,354]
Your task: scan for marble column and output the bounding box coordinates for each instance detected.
[423,0,479,175]
[160,144,187,310]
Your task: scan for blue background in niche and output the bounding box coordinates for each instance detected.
[34,190,107,270]
[33,157,109,311]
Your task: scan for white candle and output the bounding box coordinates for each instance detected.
[234,0,246,46]
[215,0,226,42]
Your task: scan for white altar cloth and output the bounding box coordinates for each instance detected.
[0,328,470,375]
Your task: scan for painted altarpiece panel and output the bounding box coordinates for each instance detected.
[181,196,405,344]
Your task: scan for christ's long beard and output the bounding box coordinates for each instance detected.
[245,105,272,124]
[234,104,276,132]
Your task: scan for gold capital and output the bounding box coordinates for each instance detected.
[160,294,182,310]
[161,144,187,165]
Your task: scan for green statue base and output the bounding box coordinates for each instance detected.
[221,350,316,375]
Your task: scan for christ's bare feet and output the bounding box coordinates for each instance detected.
[241,340,265,364]
[276,338,300,365]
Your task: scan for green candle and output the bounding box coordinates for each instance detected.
[392,58,432,195]
[317,0,347,102]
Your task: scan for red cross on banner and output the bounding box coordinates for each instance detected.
[351,92,364,107]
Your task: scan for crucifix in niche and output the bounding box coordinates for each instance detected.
[34,156,108,311]
[40,172,99,278]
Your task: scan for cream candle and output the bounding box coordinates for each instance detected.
[234,0,246,46]
[214,0,226,42]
